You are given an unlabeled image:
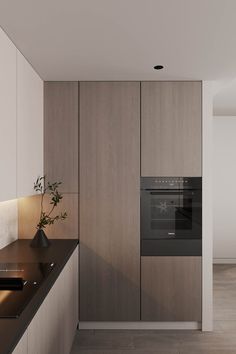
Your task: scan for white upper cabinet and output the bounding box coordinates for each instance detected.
[16,51,43,197]
[0,28,43,201]
[0,28,17,202]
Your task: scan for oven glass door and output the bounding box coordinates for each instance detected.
[141,189,202,239]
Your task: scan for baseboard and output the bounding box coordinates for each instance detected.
[79,321,201,330]
[214,258,236,264]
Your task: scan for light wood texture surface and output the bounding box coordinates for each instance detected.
[80,82,140,321]
[141,256,202,321]
[12,331,28,354]
[141,81,202,177]
[44,82,79,193]
[28,246,78,354]
[60,247,79,353]
[18,193,78,239]
[17,50,43,198]
[0,28,17,201]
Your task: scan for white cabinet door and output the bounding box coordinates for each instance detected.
[0,28,17,202]
[17,50,43,198]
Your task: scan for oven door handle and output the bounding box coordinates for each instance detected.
[144,190,197,196]
[145,189,185,193]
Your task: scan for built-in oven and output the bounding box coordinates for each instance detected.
[141,177,202,256]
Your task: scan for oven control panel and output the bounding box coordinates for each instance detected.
[140,177,202,190]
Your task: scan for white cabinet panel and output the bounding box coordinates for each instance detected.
[0,28,17,202]
[17,51,43,197]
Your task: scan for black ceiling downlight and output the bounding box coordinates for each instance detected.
[154,65,164,70]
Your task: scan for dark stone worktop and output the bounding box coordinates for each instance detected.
[0,239,78,354]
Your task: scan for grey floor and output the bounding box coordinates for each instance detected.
[71,265,236,354]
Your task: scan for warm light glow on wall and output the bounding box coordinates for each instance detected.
[0,199,17,206]
[0,199,18,249]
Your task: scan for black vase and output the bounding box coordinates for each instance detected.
[30,229,51,248]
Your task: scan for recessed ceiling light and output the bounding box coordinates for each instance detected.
[154,65,164,70]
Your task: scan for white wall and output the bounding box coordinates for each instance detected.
[0,200,18,249]
[202,81,213,331]
[213,116,236,262]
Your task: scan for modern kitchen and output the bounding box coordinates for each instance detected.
[1,1,236,353]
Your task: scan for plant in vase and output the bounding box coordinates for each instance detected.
[30,176,67,248]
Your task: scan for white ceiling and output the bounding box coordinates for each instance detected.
[1,0,236,81]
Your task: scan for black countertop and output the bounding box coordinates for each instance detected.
[0,239,78,354]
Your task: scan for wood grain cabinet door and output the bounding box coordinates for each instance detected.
[141,81,202,177]
[80,82,140,321]
[141,256,202,321]
[44,81,79,193]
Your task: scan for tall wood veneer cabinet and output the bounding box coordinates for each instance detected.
[141,81,202,177]
[80,82,140,321]
[141,256,202,321]
[42,82,79,239]
[44,82,79,193]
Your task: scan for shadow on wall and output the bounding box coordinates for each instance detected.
[18,194,78,239]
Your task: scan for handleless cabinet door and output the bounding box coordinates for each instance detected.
[17,50,43,198]
[80,82,140,321]
[0,28,17,202]
[43,82,79,239]
[141,256,202,321]
[44,82,79,193]
[141,81,202,177]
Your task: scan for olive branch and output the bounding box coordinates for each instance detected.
[34,176,67,230]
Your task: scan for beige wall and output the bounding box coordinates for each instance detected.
[18,194,78,239]
[0,200,18,249]
[213,116,236,262]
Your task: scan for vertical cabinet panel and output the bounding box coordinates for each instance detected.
[17,51,43,197]
[80,82,140,321]
[28,247,78,354]
[28,281,61,354]
[59,247,79,353]
[141,256,202,321]
[141,81,202,177]
[0,28,17,202]
[43,82,79,239]
[44,82,79,193]
[12,331,28,354]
